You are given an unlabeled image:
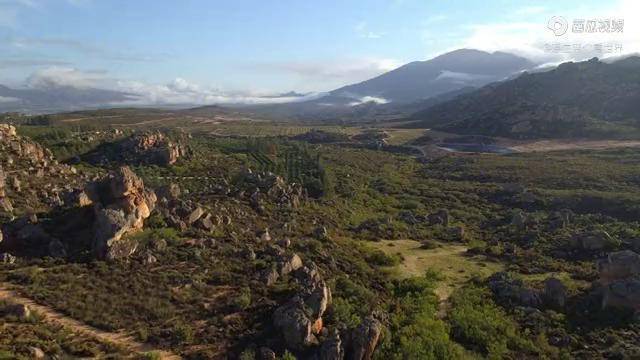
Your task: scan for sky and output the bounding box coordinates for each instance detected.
[0,0,638,104]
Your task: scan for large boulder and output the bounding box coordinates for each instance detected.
[349,316,382,360]
[572,231,620,251]
[273,297,319,350]
[598,250,640,312]
[90,167,156,260]
[428,209,449,226]
[543,277,567,309]
[320,329,344,360]
[599,250,640,282]
[273,260,333,351]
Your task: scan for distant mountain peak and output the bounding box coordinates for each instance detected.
[329,48,536,103]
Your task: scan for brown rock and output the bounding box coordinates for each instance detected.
[320,329,344,360]
[273,297,318,350]
[278,253,303,276]
[90,167,156,259]
[186,207,205,224]
[350,316,382,360]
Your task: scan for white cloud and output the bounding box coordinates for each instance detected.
[22,66,321,105]
[434,70,494,84]
[0,96,20,103]
[26,67,111,89]
[348,96,389,106]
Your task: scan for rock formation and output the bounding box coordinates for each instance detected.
[598,250,640,312]
[84,166,157,260]
[349,316,383,360]
[571,231,621,251]
[240,169,304,210]
[272,257,332,351]
[85,131,188,166]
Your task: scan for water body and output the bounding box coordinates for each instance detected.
[436,143,516,154]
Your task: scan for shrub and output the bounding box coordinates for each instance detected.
[377,271,464,359]
[366,250,402,267]
[232,287,252,311]
[448,285,538,358]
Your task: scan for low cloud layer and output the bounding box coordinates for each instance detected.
[14,66,322,107]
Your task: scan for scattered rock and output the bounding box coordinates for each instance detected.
[186,206,205,224]
[29,347,45,359]
[259,228,272,242]
[278,253,303,276]
[0,252,16,264]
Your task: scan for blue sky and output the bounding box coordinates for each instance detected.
[0,0,637,103]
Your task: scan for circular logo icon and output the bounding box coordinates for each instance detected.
[547,16,568,36]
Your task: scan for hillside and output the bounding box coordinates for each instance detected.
[332,49,533,103]
[406,57,640,139]
[242,49,533,123]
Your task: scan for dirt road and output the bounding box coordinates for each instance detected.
[0,283,181,360]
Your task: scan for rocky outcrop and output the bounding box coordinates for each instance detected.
[543,277,567,309]
[320,329,344,360]
[0,166,12,214]
[85,131,188,166]
[349,316,382,360]
[124,132,187,165]
[428,209,449,226]
[273,296,319,350]
[272,257,332,351]
[87,167,157,260]
[0,124,84,214]
[598,250,640,312]
[571,231,621,251]
[548,209,573,230]
[489,273,568,310]
[240,169,304,210]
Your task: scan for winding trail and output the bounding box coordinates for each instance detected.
[0,283,182,360]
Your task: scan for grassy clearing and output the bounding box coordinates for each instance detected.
[370,240,503,301]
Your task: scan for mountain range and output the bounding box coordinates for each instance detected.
[404,56,640,139]
[242,49,535,121]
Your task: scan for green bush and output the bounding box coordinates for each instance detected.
[365,250,402,267]
[377,271,464,359]
[448,285,538,358]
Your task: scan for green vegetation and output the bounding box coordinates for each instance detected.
[2,121,640,358]
[0,300,132,359]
